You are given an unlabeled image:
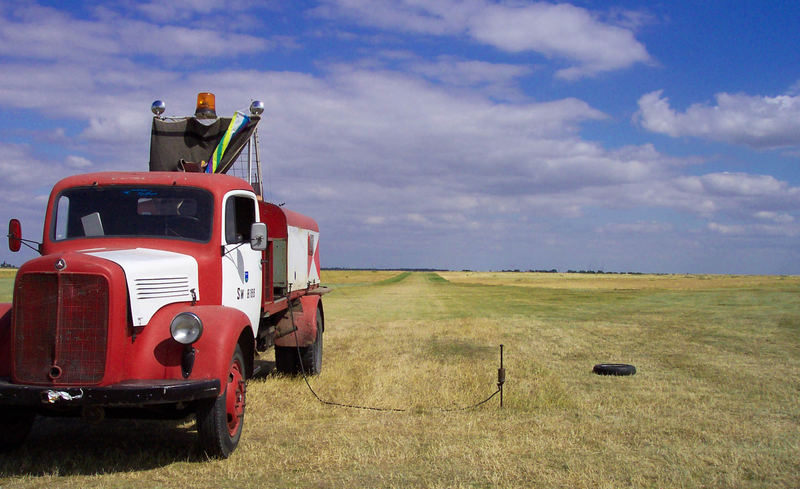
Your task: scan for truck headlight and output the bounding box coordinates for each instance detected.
[170,312,203,344]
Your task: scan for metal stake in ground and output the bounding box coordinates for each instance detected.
[497,344,506,408]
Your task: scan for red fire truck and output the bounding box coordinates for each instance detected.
[0,94,327,458]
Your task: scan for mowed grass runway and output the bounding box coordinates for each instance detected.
[1,270,798,488]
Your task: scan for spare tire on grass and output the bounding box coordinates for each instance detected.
[593,363,636,376]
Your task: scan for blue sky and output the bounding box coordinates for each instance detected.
[1,0,799,274]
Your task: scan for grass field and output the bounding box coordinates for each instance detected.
[1,270,799,488]
[0,268,15,301]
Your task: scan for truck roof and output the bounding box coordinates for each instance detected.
[51,171,255,197]
[49,171,320,232]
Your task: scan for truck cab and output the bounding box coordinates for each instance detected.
[0,95,326,458]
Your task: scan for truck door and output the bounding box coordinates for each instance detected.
[221,192,263,334]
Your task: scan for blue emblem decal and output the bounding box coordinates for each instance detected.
[244,271,249,283]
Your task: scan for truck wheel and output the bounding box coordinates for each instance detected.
[197,344,246,458]
[593,363,636,376]
[275,311,323,376]
[299,312,323,375]
[0,408,34,452]
[274,346,298,375]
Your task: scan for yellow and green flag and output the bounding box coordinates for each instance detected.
[206,111,251,173]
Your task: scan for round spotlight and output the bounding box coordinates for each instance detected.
[250,100,264,116]
[151,100,166,116]
[170,312,203,345]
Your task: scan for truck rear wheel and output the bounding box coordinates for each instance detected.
[274,346,297,374]
[300,312,323,375]
[197,344,246,458]
[275,310,323,376]
[0,408,34,452]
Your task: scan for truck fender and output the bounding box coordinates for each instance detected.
[0,303,11,377]
[273,294,322,348]
[186,305,254,384]
[127,303,253,387]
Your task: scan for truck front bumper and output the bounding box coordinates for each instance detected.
[0,378,220,407]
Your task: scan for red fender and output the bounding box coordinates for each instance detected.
[273,294,322,348]
[0,303,12,377]
[126,303,252,387]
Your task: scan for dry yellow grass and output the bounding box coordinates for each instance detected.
[439,270,800,290]
[0,268,17,279]
[1,270,799,488]
[322,269,405,285]
[0,269,15,301]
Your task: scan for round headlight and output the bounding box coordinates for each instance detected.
[170,312,203,344]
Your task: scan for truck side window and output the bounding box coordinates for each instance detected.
[55,196,70,240]
[225,195,256,244]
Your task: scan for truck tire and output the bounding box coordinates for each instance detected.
[197,344,247,458]
[0,408,34,452]
[274,346,298,375]
[299,312,323,375]
[275,311,323,376]
[592,363,636,376]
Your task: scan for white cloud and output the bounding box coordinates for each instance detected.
[0,5,117,60]
[754,211,794,223]
[252,68,627,202]
[697,172,787,197]
[0,4,271,63]
[115,22,271,59]
[315,0,651,79]
[596,221,674,235]
[243,67,799,249]
[364,216,386,225]
[657,173,800,222]
[636,89,800,149]
[313,0,481,35]
[7,61,782,241]
[0,2,797,273]
[0,143,51,186]
[0,143,80,238]
[708,222,745,235]
[1,56,797,257]
[65,156,93,168]
[416,58,532,84]
[709,221,799,238]
[407,56,534,99]
[133,0,230,21]
[405,213,430,225]
[469,3,652,79]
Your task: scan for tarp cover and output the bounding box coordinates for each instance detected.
[149,115,259,173]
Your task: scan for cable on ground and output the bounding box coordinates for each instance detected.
[287,293,504,413]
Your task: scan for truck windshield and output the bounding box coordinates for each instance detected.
[52,186,213,242]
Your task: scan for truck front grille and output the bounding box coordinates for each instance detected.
[13,273,109,385]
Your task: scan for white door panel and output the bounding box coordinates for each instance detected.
[221,192,262,335]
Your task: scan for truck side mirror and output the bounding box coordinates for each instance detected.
[8,219,21,252]
[250,222,268,251]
